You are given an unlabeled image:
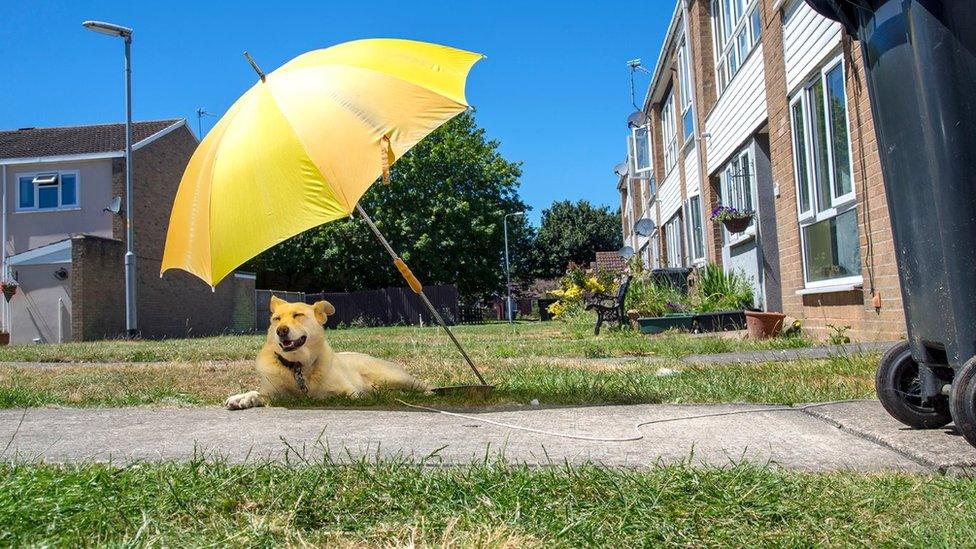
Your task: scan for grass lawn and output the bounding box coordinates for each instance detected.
[0,319,885,409]
[2,459,974,547]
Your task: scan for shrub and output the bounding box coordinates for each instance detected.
[692,263,754,312]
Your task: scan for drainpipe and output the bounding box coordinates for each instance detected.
[681,0,709,262]
[1,164,6,334]
[58,297,64,343]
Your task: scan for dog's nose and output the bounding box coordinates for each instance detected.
[276,326,290,339]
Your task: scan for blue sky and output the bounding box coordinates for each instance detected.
[0,1,671,225]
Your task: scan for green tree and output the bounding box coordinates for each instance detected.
[533,200,622,279]
[249,112,533,303]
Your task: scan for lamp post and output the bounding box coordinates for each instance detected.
[83,20,137,336]
[503,211,524,323]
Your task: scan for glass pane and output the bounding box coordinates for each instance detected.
[741,153,753,212]
[723,0,735,41]
[38,184,58,209]
[791,101,811,213]
[60,174,77,206]
[713,0,726,52]
[633,126,651,171]
[809,79,832,212]
[737,28,749,62]
[825,65,852,197]
[691,196,704,259]
[19,177,34,208]
[750,7,761,43]
[728,43,739,77]
[683,108,695,142]
[803,208,861,283]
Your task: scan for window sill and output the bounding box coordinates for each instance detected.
[14,207,82,214]
[795,281,864,296]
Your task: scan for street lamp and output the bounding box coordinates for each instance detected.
[503,211,525,323]
[84,20,137,336]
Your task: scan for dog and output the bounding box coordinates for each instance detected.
[225,296,427,410]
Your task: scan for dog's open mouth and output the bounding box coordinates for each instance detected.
[279,335,307,352]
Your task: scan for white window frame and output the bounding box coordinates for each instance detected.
[684,195,706,264]
[14,169,81,213]
[664,214,684,268]
[661,91,677,174]
[651,230,661,269]
[677,37,695,144]
[789,54,861,289]
[711,0,761,94]
[720,148,756,246]
[630,124,653,176]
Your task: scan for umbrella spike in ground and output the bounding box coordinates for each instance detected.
[160,39,489,387]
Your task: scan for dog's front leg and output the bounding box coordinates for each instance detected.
[225,390,264,410]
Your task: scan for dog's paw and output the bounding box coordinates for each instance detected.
[225,391,263,410]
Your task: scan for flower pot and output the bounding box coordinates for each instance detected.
[745,311,786,339]
[694,310,747,333]
[637,314,696,334]
[0,332,9,346]
[1,286,16,302]
[721,216,753,234]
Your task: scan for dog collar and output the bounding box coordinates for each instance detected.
[275,353,308,396]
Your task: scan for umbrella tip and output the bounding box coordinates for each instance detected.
[243,51,267,82]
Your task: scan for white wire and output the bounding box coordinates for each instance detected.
[395,399,868,443]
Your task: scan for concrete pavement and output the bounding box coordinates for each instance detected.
[2,400,971,472]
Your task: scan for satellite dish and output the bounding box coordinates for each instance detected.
[618,246,635,259]
[627,111,650,129]
[634,218,656,237]
[613,161,629,177]
[103,196,122,215]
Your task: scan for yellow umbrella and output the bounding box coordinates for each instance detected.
[161,39,488,387]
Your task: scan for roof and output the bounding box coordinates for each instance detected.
[0,119,185,161]
[594,251,627,273]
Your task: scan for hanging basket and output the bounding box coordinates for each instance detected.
[1,285,16,302]
[721,215,753,234]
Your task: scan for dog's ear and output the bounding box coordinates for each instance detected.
[270,295,286,313]
[312,300,335,324]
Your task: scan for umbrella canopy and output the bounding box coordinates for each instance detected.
[161,39,484,286]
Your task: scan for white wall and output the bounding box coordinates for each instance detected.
[783,0,843,94]
[704,44,768,174]
[658,165,683,222]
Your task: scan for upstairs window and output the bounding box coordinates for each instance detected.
[661,91,677,173]
[712,0,761,93]
[677,37,695,143]
[630,124,653,175]
[17,170,79,211]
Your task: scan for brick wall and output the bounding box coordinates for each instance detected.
[760,0,905,341]
[70,235,125,341]
[88,124,258,339]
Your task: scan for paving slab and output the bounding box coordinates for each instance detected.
[0,403,923,472]
[682,341,897,365]
[802,400,976,474]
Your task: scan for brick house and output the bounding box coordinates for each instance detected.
[619,0,903,341]
[0,119,255,343]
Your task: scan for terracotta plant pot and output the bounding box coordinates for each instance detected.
[721,215,753,234]
[745,311,786,339]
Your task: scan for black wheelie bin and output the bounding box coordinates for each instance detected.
[805,0,976,447]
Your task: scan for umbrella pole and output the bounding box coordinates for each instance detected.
[354,204,488,386]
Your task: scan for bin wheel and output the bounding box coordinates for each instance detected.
[949,357,976,448]
[875,341,951,429]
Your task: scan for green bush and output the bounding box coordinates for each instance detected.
[693,263,755,312]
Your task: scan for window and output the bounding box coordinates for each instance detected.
[630,124,652,175]
[665,215,684,267]
[661,91,677,173]
[711,0,761,94]
[16,170,79,211]
[685,195,706,262]
[789,57,861,287]
[677,38,695,143]
[721,148,754,234]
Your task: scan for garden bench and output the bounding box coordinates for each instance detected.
[585,276,632,335]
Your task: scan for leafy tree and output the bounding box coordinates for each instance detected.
[249,112,533,303]
[533,200,622,279]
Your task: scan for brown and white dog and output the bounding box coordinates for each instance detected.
[225,296,426,410]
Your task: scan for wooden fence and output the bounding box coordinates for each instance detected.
[255,284,460,331]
